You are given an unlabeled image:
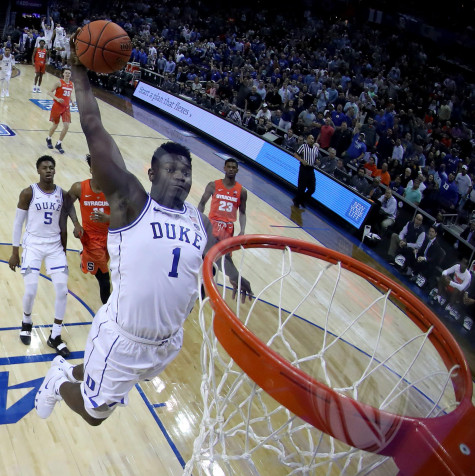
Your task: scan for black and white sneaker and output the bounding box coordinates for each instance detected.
[20,322,33,345]
[47,332,70,358]
[46,138,53,149]
[55,143,65,154]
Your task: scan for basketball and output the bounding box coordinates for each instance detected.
[75,20,132,74]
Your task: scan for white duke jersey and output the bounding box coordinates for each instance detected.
[24,184,63,243]
[106,196,208,341]
[54,26,66,48]
[0,54,15,73]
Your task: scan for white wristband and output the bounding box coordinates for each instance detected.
[12,208,27,247]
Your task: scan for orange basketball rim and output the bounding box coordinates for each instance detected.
[202,234,475,475]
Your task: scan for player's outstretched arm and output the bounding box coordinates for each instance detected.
[47,79,62,101]
[9,187,32,271]
[60,192,74,252]
[197,181,215,213]
[69,31,145,206]
[202,214,253,303]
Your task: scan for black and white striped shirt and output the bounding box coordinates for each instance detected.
[297,143,319,166]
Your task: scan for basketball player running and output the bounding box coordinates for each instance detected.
[67,154,111,304]
[8,156,71,358]
[35,35,253,424]
[198,158,248,241]
[32,39,48,93]
[46,67,75,154]
[0,46,18,98]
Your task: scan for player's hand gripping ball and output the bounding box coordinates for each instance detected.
[75,20,132,73]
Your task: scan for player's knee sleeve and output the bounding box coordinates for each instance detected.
[22,271,39,314]
[51,271,68,320]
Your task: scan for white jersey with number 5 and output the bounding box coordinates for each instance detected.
[106,195,208,342]
[24,184,63,243]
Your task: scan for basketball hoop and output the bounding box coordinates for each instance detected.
[185,235,474,475]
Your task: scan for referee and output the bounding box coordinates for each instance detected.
[293,134,320,208]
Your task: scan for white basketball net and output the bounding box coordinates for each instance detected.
[184,244,459,475]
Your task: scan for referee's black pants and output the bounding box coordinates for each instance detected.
[294,164,316,207]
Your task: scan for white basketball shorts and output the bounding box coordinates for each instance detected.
[21,235,67,275]
[81,306,183,419]
[0,71,12,81]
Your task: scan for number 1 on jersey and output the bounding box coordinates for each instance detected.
[168,247,181,278]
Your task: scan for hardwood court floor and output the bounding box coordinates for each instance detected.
[0,66,472,475]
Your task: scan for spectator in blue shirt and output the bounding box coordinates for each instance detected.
[343,132,367,167]
[390,175,405,195]
[438,173,459,211]
[138,48,148,67]
[331,104,350,128]
[443,148,461,176]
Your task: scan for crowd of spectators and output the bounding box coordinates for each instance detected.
[98,3,475,226]
[3,0,475,330]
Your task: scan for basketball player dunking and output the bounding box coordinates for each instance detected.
[8,156,71,358]
[67,154,111,305]
[35,33,253,425]
[198,158,248,241]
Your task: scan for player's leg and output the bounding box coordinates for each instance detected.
[20,270,40,345]
[3,73,11,97]
[58,122,69,141]
[37,308,133,424]
[0,74,5,97]
[95,269,111,304]
[37,71,44,89]
[71,315,183,425]
[81,240,111,303]
[47,270,70,356]
[45,244,70,356]
[33,355,96,422]
[47,121,59,136]
[47,111,60,148]
[61,381,106,425]
[55,112,70,153]
[19,243,43,345]
[34,67,45,92]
